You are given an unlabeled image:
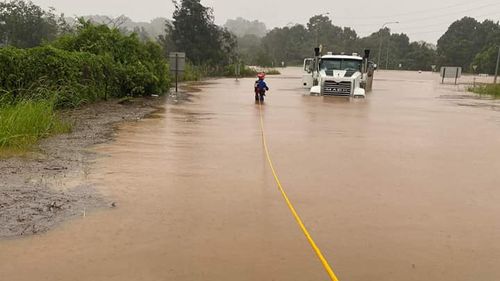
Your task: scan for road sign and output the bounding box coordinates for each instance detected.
[169,52,185,72]
[440,66,462,84]
[169,52,186,92]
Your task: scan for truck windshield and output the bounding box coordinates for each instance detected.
[320,59,362,71]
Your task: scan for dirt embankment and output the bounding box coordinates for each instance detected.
[0,97,166,239]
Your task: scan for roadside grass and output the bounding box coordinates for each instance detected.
[0,100,71,155]
[265,69,281,75]
[468,83,500,98]
[249,67,281,76]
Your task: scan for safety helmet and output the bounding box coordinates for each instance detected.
[257,72,266,79]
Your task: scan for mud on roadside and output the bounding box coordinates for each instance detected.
[0,96,167,239]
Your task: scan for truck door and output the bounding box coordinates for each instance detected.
[302,58,314,88]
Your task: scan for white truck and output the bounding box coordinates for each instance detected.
[302,49,375,97]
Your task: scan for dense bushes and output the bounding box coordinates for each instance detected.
[181,63,203,81]
[0,46,111,107]
[0,22,170,108]
[53,22,170,96]
[0,21,171,152]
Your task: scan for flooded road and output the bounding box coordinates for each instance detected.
[1,68,500,281]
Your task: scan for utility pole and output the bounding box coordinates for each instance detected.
[494,45,500,84]
[385,36,390,70]
[175,53,179,92]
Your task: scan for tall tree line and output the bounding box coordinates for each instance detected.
[1,0,499,73]
[235,15,500,73]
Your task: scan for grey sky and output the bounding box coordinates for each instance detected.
[32,0,500,43]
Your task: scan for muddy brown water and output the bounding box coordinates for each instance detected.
[1,69,499,281]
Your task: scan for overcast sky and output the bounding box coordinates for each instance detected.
[31,0,500,43]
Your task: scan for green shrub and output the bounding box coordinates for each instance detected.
[0,22,172,154]
[178,62,258,80]
[0,100,71,152]
[181,62,202,81]
[0,22,171,109]
[223,64,258,78]
[0,46,110,107]
[52,22,170,97]
[469,84,500,98]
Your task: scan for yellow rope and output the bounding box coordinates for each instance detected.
[258,101,340,281]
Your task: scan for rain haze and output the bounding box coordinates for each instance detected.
[2,0,500,280]
[31,0,500,43]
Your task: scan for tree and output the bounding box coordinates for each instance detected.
[307,15,330,46]
[403,42,438,70]
[0,0,67,48]
[438,17,500,72]
[158,21,175,57]
[51,20,170,97]
[170,0,237,66]
[473,45,500,74]
[438,17,481,69]
[339,27,358,52]
[236,34,262,63]
[133,26,151,42]
[224,17,267,38]
[357,28,390,66]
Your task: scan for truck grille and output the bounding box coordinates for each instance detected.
[323,81,352,96]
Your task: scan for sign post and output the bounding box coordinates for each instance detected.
[169,52,186,92]
[494,46,500,84]
[235,60,241,81]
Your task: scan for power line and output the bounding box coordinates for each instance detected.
[343,7,500,34]
[405,29,448,36]
[334,0,500,23]
[396,2,500,24]
[390,11,500,31]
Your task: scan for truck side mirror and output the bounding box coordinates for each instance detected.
[314,48,320,57]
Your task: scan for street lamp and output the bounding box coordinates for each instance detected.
[377,21,399,68]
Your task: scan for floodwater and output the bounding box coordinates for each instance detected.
[1,68,500,281]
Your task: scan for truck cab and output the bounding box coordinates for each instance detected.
[303,51,375,98]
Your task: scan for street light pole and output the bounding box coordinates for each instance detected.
[386,37,390,69]
[377,21,399,68]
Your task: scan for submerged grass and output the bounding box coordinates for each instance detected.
[264,69,281,75]
[469,83,500,98]
[0,100,71,154]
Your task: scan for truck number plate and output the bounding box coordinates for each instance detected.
[326,87,349,93]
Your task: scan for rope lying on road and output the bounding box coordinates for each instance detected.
[258,101,341,281]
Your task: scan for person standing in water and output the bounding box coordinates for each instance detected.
[254,72,269,102]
